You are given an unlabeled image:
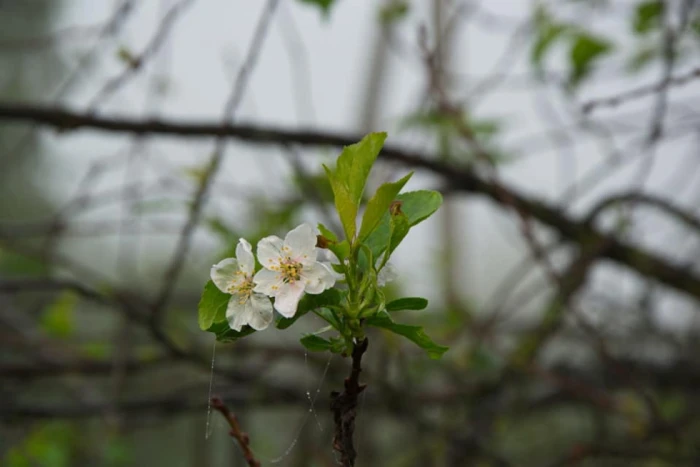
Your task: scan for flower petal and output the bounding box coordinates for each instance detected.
[226,296,248,331]
[257,235,284,269]
[301,262,336,294]
[284,223,317,263]
[274,281,305,318]
[316,248,338,264]
[253,268,283,296]
[210,258,240,293]
[236,238,255,275]
[377,263,397,287]
[245,293,273,330]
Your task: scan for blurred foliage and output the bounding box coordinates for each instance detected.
[40,292,77,338]
[297,0,336,18]
[531,5,615,89]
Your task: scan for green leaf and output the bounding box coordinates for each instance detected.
[314,307,342,330]
[276,288,342,329]
[633,1,664,35]
[569,33,613,87]
[387,211,410,258]
[324,166,358,241]
[358,172,413,241]
[328,239,350,263]
[317,222,338,242]
[207,321,256,343]
[365,190,443,259]
[531,6,569,69]
[198,282,258,342]
[386,297,428,312]
[297,0,335,17]
[379,1,409,25]
[41,292,77,338]
[198,280,229,331]
[337,132,387,205]
[300,334,333,352]
[366,311,448,359]
[325,133,388,241]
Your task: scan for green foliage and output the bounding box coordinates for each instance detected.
[569,33,613,87]
[314,307,342,330]
[358,172,412,241]
[300,333,333,351]
[379,1,409,24]
[366,311,448,359]
[385,297,428,312]
[276,288,342,329]
[300,333,346,353]
[323,132,387,241]
[41,292,76,338]
[627,43,658,72]
[633,1,664,35]
[197,281,258,342]
[317,222,338,241]
[199,132,446,360]
[0,248,47,276]
[297,0,336,17]
[365,190,443,258]
[387,210,410,259]
[198,280,229,331]
[531,6,570,69]
[4,422,75,467]
[531,5,614,88]
[206,321,256,343]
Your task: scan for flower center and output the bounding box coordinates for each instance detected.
[227,272,254,304]
[280,257,303,283]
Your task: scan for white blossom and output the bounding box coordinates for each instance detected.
[210,239,273,331]
[254,223,336,317]
[377,262,397,287]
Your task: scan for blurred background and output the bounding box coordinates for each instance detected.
[2,0,700,465]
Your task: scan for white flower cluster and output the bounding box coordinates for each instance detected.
[210,224,337,332]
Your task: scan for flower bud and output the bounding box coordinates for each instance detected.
[389,200,403,216]
[316,234,332,249]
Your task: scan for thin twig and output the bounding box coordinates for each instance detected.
[210,396,261,467]
[149,0,280,331]
[581,66,700,114]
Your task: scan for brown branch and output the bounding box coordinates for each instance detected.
[1,103,700,303]
[330,338,369,467]
[581,66,700,114]
[585,191,700,232]
[210,396,261,467]
[87,0,195,110]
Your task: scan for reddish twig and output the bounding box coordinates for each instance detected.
[210,396,261,467]
[330,338,369,467]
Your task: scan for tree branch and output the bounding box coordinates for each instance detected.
[210,396,261,467]
[330,338,369,467]
[1,102,700,303]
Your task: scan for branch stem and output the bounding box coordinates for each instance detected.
[330,338,369,466]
